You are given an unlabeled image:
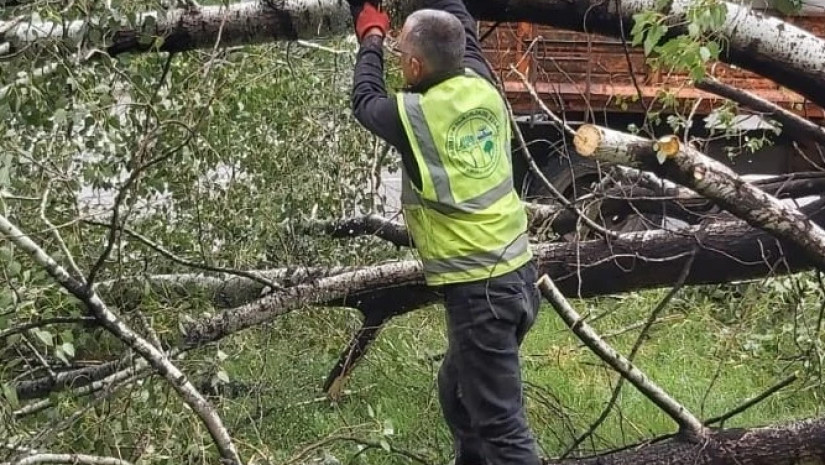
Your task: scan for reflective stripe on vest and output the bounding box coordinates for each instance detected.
[422,233,530,276]
[401,92,513,215]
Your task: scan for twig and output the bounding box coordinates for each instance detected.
[21,335,59,378]
[84,219,283,292]
[0,317,96,341]
[295,39,347,54]
[561,248,699,457]
[0,213,243,465]
[284,435,430,465]
[508,65,575,136]
[704,374,799,426]
[537,274,708,440]
[0,62,59,101]
[502,89,620,240]
[696,77,825,146]
[40,186,85,283]
[14,351,179,418]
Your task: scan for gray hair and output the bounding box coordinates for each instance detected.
[405,9,465,74]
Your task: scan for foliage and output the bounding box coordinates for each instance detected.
[1,0,823,463]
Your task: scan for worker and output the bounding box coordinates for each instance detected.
[347,1,541,465]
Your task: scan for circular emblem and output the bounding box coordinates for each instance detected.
[445,108,502,179]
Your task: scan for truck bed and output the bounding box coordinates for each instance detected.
[480,15,825,120]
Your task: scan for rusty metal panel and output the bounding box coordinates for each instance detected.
[481,15,825,118]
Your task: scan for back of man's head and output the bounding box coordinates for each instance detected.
[404,9,465,75]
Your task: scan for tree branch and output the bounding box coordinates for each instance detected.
[696,77,825,146]
[537,274,709,439]
[4,453,133,465]
[85,219,283,291]
[3,0,825,107]
[0,213,243,465]
[575,125,825,271]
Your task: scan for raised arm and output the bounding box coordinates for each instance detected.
[423,0,493,81]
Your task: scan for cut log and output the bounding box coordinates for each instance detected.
[575,124,825,271]
[3,0,825,108]
[549,416,825,465]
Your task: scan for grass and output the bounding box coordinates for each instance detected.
[200,278,825,465]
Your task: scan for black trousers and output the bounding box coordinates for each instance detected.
[438,261,541,465]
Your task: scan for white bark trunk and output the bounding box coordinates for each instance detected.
[3,0,825,106]
[575,124,825,271]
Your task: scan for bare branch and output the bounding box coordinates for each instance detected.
[508,65,575,136]
[299,214,411,247]
[537,274,709,439]
[0,317,96,342]
[705,374,799,426]
[85,219,283,291]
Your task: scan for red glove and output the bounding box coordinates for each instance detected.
[355,2,390,41]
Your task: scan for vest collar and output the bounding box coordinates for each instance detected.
[406,68,463,94]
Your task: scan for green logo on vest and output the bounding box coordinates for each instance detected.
[445,108,501,179]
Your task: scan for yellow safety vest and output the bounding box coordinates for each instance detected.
[397,69,531,286]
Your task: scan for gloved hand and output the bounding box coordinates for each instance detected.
[348,0,390,41]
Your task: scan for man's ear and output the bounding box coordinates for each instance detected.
[411,57,423,81]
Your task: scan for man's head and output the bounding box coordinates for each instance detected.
[396,9,465,87]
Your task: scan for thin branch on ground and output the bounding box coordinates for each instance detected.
[704,374,799,427]
[3,453,133,465]
[537,274,708,440]
[561,247,699,457]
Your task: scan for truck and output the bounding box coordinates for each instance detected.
[479,12,825,208]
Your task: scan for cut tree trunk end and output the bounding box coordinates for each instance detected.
[574,124,825,271]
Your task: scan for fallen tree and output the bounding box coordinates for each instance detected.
[575,126,825,270]
[3,0,825,108]
[14,197,825,402]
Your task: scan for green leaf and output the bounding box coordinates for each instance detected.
[687,22,700,37]
[61,342,75,358]
[7,260,21,277]
[379,439,391,452]
[216,369,229,384]
[0,289,13,309]
[2,383,19,409]
[33,328,54,347]
[699,46,712,62]
[644,23,667,56]
[382,419,394,436]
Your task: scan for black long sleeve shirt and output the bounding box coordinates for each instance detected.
[351,0,494,190]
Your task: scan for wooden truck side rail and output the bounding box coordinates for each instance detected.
[480,15,825,120]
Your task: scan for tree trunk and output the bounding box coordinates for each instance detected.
[3,0,825,108]
[553,417,825,465]
[574,125,825,270]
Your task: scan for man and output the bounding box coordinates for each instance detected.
[347,2,541,465]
